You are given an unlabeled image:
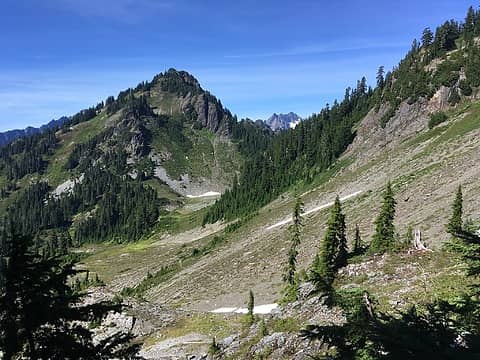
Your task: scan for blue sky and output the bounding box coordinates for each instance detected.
[0,0,476,131]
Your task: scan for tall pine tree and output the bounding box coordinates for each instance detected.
[352,224,363,255]
[447,185,463,236]
[371,182,396,253]
[310,196,347,292]
[282,198,304,301]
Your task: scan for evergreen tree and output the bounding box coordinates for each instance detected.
[376,66,385,89]
[371,182,396,253]
[208,337,220,355]
[304,186,480,357]
[204,77,373,224]
[283,198,304,287]
[247,290,255,324]
[352,224,363,255]
[333,197,348,268]
[405,225,414,247]
[0,232,141,359]
[447,185,463,235]
[421,27,434,47]
[464,6,476,42]
[310,196,347,292]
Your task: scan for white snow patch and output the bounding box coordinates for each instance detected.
[186,191,221,198]
[267,191,363,230]
[211,303,278,315]
[211,307,238,314]
[289,120,301,129]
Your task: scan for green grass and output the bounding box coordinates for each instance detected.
[122,231,230,298]
[45,112,109,186]
[392,162,442,190]
[144,313,242,347]
[144,178,182,202]
[337,250,473,312]
[154,207,208,236]
[150,126,240,184]
[435,102,480,142]
[269,317,302,333]
[121,264,180,297]
[406,101,480,160]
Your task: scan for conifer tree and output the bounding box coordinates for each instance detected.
[421,27,434,47]
[0,232,141,358]
[209,337,220,355]
[447,185,463,235]
[310,196,347,292]
[371,182,396,253]
[352,224,363,255]
[247,290,255,324]
[464,6,476,42]
[333,196,348,268]
[283,198,304,289]
[376,66,385,89]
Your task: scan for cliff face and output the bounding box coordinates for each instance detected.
[148,69,233,135]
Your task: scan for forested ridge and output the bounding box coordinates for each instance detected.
[204,81,373,223]
[204,5,480,224]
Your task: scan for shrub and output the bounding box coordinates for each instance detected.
[459,79,473,96]
[428,112,448,129]
[448,90,460,105]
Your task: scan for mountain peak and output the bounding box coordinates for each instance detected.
[265,112,302,131]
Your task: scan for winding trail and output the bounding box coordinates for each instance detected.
[186,191,221,198]
[266,190,363,230]
[211,303,279,315]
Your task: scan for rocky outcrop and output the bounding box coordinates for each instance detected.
[151,69,233,135]
[217,288,345,359]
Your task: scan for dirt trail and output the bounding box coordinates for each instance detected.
[153,223,224,246]
[266,191,363,230]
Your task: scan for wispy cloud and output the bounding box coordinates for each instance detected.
[43,0,177,22]
[224,40,410,59]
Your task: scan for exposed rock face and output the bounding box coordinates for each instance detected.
[347,84,456,166]
[217,289,345,359]
[151,69,233,135]
[182,92,231,134]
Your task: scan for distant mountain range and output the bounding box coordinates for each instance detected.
[264,112,301,131]
[0,117,68,147]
